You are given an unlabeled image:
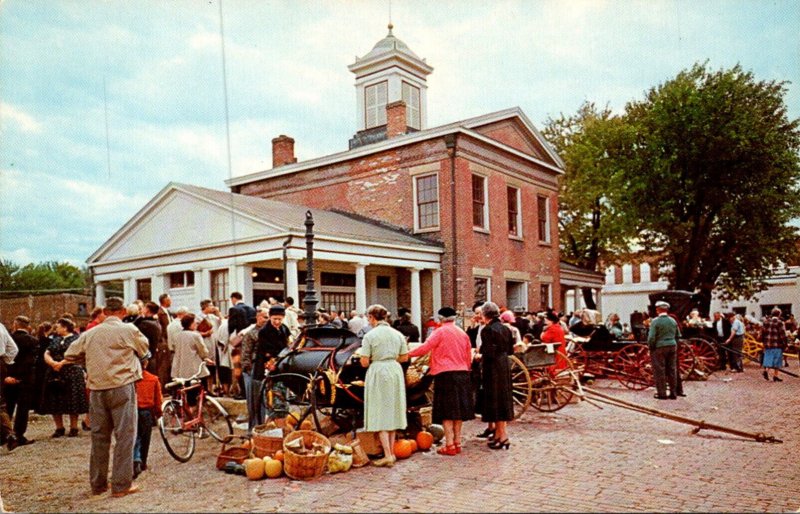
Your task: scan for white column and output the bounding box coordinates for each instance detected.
[199,269,212,300]
[123,278,136,304]
[286,258,300,303]
[431,270,442,314]
[151,274,164,301]
[95,283,106,306]
[229,264,255,306]
[355,263,367,314]
[573,287,581,312]
[409,268,422,333]
[594,288,602,313]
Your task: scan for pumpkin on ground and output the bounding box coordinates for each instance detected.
[244,458,265,480]
[427,424,445,443]
[408,439,418,453]
[393,439,414,459]
[415,431,434,451]
[273,450,285,462]
[264,458,283,478]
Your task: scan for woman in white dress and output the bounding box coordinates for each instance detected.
[359,304,409,467]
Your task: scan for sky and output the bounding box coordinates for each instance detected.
[1,0,799,267]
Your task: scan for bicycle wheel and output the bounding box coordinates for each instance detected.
[159,400,195,463]
[201,396,233,442]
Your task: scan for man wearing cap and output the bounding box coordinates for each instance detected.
[648,301,680,400]
[254,305,291,423]
[511,307,531,338]
[5,316,39,449]
[63,296,149,498]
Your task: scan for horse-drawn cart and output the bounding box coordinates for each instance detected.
[510,342,578,418]
[259,326,434,435]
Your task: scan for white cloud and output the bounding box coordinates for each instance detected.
[0,102,42,133]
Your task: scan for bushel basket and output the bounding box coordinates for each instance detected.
[282,430,331,481]
[215,436,252,470]
[251,424,284,458]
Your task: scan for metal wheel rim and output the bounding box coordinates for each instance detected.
[159,400,195,463]
[201,397,233,442]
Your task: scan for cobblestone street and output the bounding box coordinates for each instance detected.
[2,362,798,513]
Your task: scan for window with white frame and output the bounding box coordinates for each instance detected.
[365,81,388,129]
[506,280,527,311]
[472,174,489,230]
[539,283,551,311]
[402,82,421,130]
[474,276,490,304]
[211,269,229,314]
[537,195,550,242]
[507,186,521,237]
[169,271,195,289]
[414,173,439,231]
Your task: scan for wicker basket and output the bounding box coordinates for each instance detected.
[283,430,331,481]
[252,424,285,458]
[215,437,252,470]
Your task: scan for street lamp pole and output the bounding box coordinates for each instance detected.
[303,210,319,325]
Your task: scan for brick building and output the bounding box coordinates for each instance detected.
[88,26,598,326]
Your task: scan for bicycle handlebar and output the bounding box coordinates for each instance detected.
[165,363,207,389]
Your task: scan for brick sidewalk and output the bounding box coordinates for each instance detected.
[2,363,798,512]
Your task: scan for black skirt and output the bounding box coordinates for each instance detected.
[432,371,474,423]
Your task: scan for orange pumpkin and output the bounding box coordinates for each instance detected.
[273,450,285,462]
[393,439,414,459]
[415,431,434,451]
[300,419,314,431]
[408,439,418,453]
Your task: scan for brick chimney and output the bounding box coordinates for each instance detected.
[386,100,407,138]
[272,135,297,168]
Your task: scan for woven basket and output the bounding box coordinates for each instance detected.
[252,434,284,459]
[283,430,331,481]
[215,438,252,470]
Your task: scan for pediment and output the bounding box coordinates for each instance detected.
[471,118,559,168]
[94,188,280,262]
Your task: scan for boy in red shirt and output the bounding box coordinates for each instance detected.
[134,353,162,478]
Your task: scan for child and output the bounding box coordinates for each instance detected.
[134,353,162,478]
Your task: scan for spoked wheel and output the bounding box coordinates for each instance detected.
[261,374,316,429]
[529,352,577,412]
[159,400,195,463]
[613,343,653,390]
[742,334,762,360]
[509,355,532,419]
[677,341,696,380]
[688,337,719,375]
[201,396,233,442]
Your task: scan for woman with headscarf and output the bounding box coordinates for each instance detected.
[475,302,514,449]
[41,318,88,437]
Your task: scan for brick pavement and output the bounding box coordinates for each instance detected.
[1,362,798,512]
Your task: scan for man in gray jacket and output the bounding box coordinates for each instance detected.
[64,297,149,498]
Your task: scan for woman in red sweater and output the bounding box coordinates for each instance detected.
[408,306,474,455]
[541,311,569,371]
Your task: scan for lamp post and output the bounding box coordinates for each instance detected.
[303,210,319,325]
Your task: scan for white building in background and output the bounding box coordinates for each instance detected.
[601,262,800,325]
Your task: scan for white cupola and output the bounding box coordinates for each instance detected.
[348,24,433,146]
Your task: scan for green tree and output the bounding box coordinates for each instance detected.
[0,260,90,295]
[619,62,800,307]
[543,103,638,309]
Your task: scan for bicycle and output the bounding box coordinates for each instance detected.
[159,364,233,462]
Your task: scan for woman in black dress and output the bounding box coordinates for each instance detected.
[476,302,514,449]
[41,318,88,437]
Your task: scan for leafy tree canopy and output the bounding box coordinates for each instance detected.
[618,62,800,304]
[0,259,90,295]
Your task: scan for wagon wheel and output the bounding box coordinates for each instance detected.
[613,343,652,390]
[677,340,696,380]
[687,337,719,375]
[509,354,532,419]
[742,334,763,360]
[529,351,577,412]
[566,341,594,378]
[261,373,316,429]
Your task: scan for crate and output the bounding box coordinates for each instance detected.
[519,343,560,368]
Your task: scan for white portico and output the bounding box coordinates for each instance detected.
[88,183,443,329]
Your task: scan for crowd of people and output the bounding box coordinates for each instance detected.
[2,291,796,497]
